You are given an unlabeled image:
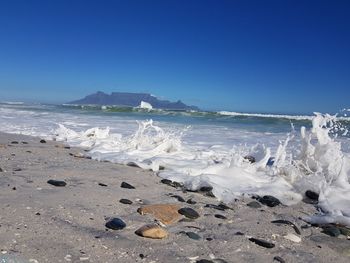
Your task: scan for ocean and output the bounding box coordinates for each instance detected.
[1,102,350,225]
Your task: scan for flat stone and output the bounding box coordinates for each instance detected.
[247,201,262,208]
[160,179,183,188]
[170,195,185,202]
[249,237,275,248]
[98,183,108,187]
[273,256,286,263]
[214,214,227,220]
[47,179,66,187]
[185,231,201,240]
[137,204,181,225]
[105,218,126,230]
[257,195,281,207]
[119,199,133,205]
[135,224,168,239]
[322,225,341,237]
[11,141,19,144]
[178,207,200,219]
[120,182,135,189]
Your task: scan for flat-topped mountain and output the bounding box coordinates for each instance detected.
[69,91,199,110]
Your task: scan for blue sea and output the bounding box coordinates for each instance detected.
[1,102,350,225]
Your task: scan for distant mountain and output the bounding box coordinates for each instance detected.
[69,91,199,110]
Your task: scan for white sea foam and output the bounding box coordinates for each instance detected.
[218,111,314,120]
[138,101,153,110]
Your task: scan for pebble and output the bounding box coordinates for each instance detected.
[204,204,228,211]
[257,195,281,207]
[305,190,319,201]
[11,141,19,144]
[178,207,200,219]
[185,231,201,240]
[40,139,46,143]
[105,218,126,230]
[284,233,301,243]
[249,237,275,248]
[196,260,214,263]
[186,199,197,204]
[271,219,301,235]
[47,179,67,187]
[119,199,133,205]
[135,224,168,239]
[98,183,108,187]
[273,256,286,263]
[138,204,181,225]
[0,167,3,172]
[321,225,341,237]
[214,214,227,220]
[120,182,135,189]
[170,195,185,202]
[160,179,183,188]
[21,141,28,144]
[247,201,262,208]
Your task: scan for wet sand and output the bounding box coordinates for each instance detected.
[0,132,349,263]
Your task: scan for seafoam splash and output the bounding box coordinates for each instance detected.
[51,113,350,225]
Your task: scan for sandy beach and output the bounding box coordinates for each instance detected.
[0,131,349,263]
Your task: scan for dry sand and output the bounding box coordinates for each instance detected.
[0,132,349,263]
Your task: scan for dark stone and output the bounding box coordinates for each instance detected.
[204,203,231,211]
[267,157,275,166]
[47,179,66,187]
[120,182,135,189]
[98,183,108,187]
[160,179,183,188]
[12,187,16,190]
[257,195,281,207]
[21,141,28,144]
[199,186,213,192]
[196,260,214,263]
[273,256,286,263]
[186,199,197,204]
[249,237,275,248]
[170,195,185,202]
[235,231,244,235]
[35,212,41,215]
[11,141,19,144]
[105,218,126,230]
[305,190,319,201]
[64,146,71,149]
[214,214,227,220]
[13,168,22,171]
[119,199,133,205]
[247,201,262,208]
[244,155,256,163]
[271,219,301,235]
[213,260,228,263]
[40,139,46,143]
[321,225,341,237]
[0,167,3,172]
[178,207,200,219]
[185,231,201,240]
[139,254,145,259]
[206,237,213,241]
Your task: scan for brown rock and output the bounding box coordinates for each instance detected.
[137,204,181,225]
[135,224,168,239]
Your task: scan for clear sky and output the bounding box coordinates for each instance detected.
[0,0,349,114]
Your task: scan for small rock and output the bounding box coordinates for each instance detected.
[178,207,200,219]
[271,219,301,235]
[267,157,275,166]
[338,226,350,236]
[12,187,16,190]
[138,204,181,225]
[0,167,3,172]
[186,198,197,204]
[105,218,126,230]
[98,183,108,187]
[204,204,225,211]
[249,237,275,248]
[35,212,40,216]
[170,195,185,202]
[21,141,28,144]
[214,214,227,219]
[47,179,66,187]
[257,195,281,207]
[235,231,244,235]
[244,155,256,163]
[199,186,213,192]
[206,237,213,241]
[196,260,214,263]
[273,256,286,263]
[305,190,319,201]
[160,179,183,188]
[322,225,341,237]
[247,201,262,208]
[119,199,133,205]
[120,182,135,189]
[135,224,168,239]
[139,254,145,259]
[13,168,22,171]
[185,231,201,240]
[11,141,19,144]
[40,139,46,143]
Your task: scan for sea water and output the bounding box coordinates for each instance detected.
[1,102,350,225]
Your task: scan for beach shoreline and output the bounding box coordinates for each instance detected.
[0,131,349,263]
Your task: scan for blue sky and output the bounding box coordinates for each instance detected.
[0,0,349,114]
